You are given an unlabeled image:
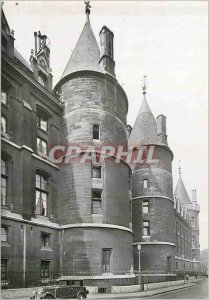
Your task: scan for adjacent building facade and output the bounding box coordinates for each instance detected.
[1,6,200,289]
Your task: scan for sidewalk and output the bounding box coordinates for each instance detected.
[88,282,196,299]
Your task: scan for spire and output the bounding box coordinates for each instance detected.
[128,76,159,146]
[174,168,191,204]
[60,0,104,81]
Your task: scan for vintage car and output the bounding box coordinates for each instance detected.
[39,279,89,299]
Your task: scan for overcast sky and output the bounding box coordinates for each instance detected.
[3,1,208,250]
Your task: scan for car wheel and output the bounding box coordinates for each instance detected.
[41,294,54,299]
[77,293,86,299]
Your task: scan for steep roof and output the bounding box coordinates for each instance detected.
[129,95,159,146]
[174,175,191,204]
[61,15,104,80]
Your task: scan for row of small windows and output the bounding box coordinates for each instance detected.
[1,90,7,105]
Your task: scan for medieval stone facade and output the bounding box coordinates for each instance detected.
[1,7,200,289]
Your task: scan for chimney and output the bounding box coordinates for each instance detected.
[156,114,167,145]
[192,189,197,202]
[99,26,115,76]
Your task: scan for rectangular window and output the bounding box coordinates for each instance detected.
[102,249,112,273]
[1,91,7,105]
[37,116,48,132]
[92,166,101,178]
[93,125,100,140]
[41,261,50,278]
[1,259,8,281]
[92,189,102,214]
[37,137,47,156]
[41,232,50,247]
[36,174,48,217]
[1,159,7,206]
[142,200,149,213]
[1,226,8,242]
[1,116,7,133]
[143,220,150,236]
[143,179,148,189]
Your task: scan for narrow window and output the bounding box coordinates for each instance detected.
[37,115,48,132]
[41,261,51,279]
[102,249,112,273]
[92,166,101,178]
[1,116,7,133]
[37,137,47,156]
[1,159,7,206]
[93,124,100,140]
[143,179,148,189]
[1,259,9,283]
[41,232,50,247]
[1,91,7,105]
[36,174,48,217]
[142,200,149,213]
[1,226,8,242]
[143,220,150,236]
[176,262,178,270]
[92,189,102,214]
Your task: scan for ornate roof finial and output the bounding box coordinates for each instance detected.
[142,75,147,95]
[84,0,91,17]
[178,160,181,176]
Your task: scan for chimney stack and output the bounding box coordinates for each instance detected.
[192,189,197,202]
[156,114,167,145]
[99,26,115,76]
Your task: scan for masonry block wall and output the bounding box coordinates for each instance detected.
[58,71,133,275]
[132,144,176,273]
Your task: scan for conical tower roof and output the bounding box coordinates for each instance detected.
[61,15,104,80]
[174,175,191,204]
[129,95,159,146]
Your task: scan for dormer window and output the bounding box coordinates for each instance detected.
[38,72,46,87]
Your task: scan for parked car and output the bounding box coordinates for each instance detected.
[39,279,89,299]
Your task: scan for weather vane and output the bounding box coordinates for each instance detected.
[178,160,181,175]
[84,0,91,15]
[142,75,147,95]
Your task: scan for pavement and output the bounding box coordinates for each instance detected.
[87,282,196,299]
[1,277,207,299]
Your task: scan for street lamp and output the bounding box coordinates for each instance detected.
[137,244,142,285]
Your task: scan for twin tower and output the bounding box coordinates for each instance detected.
[54,9,176,281]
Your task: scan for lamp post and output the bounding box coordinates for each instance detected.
[137,244,142,285]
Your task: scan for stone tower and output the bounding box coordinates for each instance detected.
[129,85,176,276]
[54,6,134,280]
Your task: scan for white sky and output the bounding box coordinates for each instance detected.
[3,1,208,250]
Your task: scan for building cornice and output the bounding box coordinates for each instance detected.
[61,223,133,234]
[2,138,60,170]
[132,195,174,203]
[133,241,176,247]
